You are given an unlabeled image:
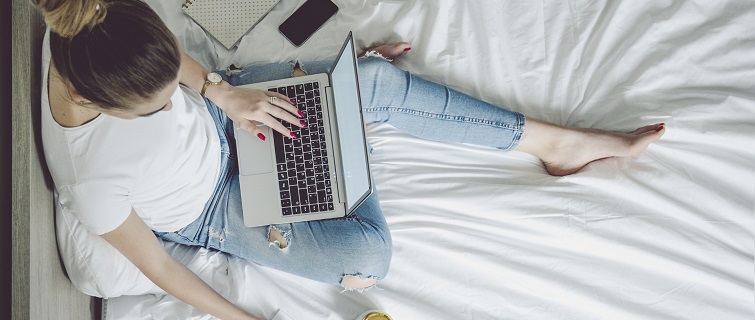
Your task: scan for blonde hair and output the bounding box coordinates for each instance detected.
[32,0,181,110]
[33,0,107,38]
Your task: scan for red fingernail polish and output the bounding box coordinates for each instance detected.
[655,125,664,132]
[290,132,298,138]
[290,99,296,104]
[298,110,305,117]
[257,133,266,141]
[404,47,411,51]
[300,120,307,127]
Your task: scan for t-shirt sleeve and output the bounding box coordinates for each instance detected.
[57,183,133,235]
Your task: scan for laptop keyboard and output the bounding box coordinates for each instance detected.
[269,82,335,216]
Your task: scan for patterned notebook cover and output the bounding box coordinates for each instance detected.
[182,0,280,49]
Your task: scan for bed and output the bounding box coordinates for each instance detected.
[103,0,755,319]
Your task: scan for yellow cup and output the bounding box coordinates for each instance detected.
[357,310,393,320]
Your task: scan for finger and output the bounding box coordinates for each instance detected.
[257,113,298,139]
[238,120,267,141]
[269,105,307,129]
[268,92,304,117]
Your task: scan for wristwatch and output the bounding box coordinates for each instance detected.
[201,72,222,96]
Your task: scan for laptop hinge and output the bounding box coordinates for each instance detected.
[324,86,347,205]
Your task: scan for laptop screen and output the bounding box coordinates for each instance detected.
[329,34,371,212]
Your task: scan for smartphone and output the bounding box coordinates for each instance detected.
[278,0,339,47]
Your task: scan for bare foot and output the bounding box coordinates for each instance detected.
[361,42,411,60]
[516,119,665,176]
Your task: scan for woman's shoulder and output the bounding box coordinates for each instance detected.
[47,70,102,128]
[43,30,101,129]
[50,106,101,128]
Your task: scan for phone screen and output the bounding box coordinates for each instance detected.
[279,0,339,46]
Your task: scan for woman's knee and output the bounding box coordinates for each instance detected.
[339,238,392,291]
[341,274,379,291]
[336,216,392,289]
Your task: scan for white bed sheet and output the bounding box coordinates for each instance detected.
[105,0,755,319]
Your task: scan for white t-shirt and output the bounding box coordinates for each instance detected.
[41,31,222,235]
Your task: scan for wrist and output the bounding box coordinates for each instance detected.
[203,79,232,106]
[200,72,223,95]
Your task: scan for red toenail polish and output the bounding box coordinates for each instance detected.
[290,132,298,138]
[300,120,307,127]
[257,133,266,141]
[404,47,411,51]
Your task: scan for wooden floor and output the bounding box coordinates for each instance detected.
[12,0,97,318]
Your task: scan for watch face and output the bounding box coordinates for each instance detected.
[208,72,222,84]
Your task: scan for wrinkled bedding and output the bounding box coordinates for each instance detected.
[104,0,755,319]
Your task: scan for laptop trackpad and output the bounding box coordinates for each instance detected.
[236,126,273,175]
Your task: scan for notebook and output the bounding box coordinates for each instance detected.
[233,32,373,227]
[182,0,280,49]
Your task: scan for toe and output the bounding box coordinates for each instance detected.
[364,42,412,59]
[630,123,664,135]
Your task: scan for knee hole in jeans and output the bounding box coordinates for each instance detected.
[293,62,307,77]
[341,275,378,291]
[268,227,289,249]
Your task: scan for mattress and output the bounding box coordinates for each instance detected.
[104,0,755,319]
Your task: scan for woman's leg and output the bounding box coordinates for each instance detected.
[357,56,525,150]
[515,119,664,176]
[213,171,391,290]
[357,45,665,176]
[158,166,391,289]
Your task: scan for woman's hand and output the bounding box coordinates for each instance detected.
[101,210,264,320]
[178,51,304,140]
[208,82,305,140]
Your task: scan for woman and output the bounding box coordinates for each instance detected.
[35,0,664,319]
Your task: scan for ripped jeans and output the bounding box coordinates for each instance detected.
[156,56,525,289]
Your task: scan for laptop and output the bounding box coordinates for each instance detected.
[233,32,372,227]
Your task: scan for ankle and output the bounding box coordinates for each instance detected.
[515,118,569,158]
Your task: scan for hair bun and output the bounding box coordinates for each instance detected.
[34,0,107,38]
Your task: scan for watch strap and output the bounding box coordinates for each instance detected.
[201,72,222,96]
[200,79,211,96]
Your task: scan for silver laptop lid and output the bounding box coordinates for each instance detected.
[328,32,372,212]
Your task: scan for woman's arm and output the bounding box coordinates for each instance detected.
[179,52,304,140]
[101,210,261,320]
